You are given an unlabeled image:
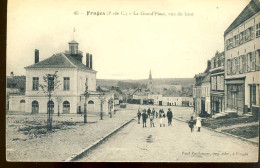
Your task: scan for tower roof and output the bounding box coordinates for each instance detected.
[25,53,96,72]
[68,40,79,44]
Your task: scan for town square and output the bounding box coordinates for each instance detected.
[5,0,260,163]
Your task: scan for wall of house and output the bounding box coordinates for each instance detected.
[25,96,78,114]
[77,69,97,94]
[26,68,78,97]
[225,12,260,112]
[8,95,26,112]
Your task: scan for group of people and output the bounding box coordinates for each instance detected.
[188,116,201,133]
[137,108,173,128]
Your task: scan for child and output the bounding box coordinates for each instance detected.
[150,114,155,127]
[196,116,201,132]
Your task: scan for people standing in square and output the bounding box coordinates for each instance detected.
[167,108,173,126]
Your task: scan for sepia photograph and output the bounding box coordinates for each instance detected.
[5,0,259,163]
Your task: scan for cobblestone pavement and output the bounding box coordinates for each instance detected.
[77,117,258,162]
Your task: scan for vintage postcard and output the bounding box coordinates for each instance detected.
[6,0,259,162]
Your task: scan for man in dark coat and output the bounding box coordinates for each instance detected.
[188,116,196,132]
[137,109,141,124]
[147,108,151,118]
[142,110,148,128]
[167,108,173,126]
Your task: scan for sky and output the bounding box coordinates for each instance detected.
[7,0,251,79]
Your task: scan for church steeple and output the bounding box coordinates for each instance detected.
[149,69,152,80]
[147,69,153,90]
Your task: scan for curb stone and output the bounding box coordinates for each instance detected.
[65,117,136,162]
[172,117,259,146]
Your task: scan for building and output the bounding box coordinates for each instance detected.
[224,0,260,116]
[193,61,211,116]
[9,40,114,115]
[210,51,225,115]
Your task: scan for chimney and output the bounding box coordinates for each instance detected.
[90,54,93,69]
[86,53,89,68]
[35,49,39,64]
[207,60,211,68]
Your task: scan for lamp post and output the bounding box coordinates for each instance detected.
[83,84,89,123]
[56,97,62,116]
[99,93,105,120]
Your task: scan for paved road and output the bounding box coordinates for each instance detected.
[77,117,258,162]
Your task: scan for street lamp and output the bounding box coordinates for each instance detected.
[56,97,62,116]
[83,83,89,123]
[99,93,106,120]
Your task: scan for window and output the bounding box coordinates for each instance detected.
[243,30,247,42]
[251,51,256,71]
[250,85,256,105]
[247,52,252,72]
[256,23,260,38]
[32,77,39,90]
[217,58,221,67]
[230,38,234,48]
[226,38,234,50]
[239,56,243,73]
[48,76,54,91]
[242,55,247,73]
[235,35,239,47]
[32,100,39,114]
[256,50,260,71]
[227,59,231,75]
[235,57,239,74]
[232,58,236,74]
[63,77,70,90]
[63,101,70,114]
[239,32,244,45]
[230,59,233,74]
[220,76,224,90]
[247,26,254,40]
[216,77,219,90]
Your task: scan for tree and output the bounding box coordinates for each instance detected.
[98,93,106,120]
[39,71,60,130]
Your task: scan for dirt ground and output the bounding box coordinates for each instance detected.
[6,108,136,161]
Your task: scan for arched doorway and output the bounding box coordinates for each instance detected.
[47,101,54,114]
[20,100,25,112]
[32,100,39,114]
[88,100,94,113]
[63,101,70,114]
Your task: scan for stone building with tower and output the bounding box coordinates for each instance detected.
[9,40,114,115]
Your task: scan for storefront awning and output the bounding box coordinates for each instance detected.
[225,80,245,85]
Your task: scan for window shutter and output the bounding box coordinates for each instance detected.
[252,51,256,71]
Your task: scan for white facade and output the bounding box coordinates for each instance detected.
[9,41,115,115]
[224,7,260,115]
[201,82,211,114]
